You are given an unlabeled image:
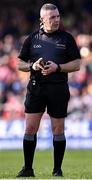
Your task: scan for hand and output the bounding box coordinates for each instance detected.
[32,58,45,71]
[41,61,58,75]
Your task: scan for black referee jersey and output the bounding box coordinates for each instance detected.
[18,28,81,83]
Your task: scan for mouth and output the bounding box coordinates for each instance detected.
[53,25,59,29]
[54,23,59,26]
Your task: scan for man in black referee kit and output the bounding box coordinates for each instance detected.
[16,3,81,178]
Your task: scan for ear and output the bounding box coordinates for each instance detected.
[40,17,46,24]
[40,17,43,23]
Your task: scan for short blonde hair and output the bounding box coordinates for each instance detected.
[40,3,58,18]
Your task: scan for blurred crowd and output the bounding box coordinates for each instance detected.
[0,0,92,122]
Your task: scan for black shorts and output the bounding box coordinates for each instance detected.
[24,80,70,118]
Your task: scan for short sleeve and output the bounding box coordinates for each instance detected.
[18,36,31,62]
[66,33,81,62]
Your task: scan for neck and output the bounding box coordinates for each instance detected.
[43,28,57,33]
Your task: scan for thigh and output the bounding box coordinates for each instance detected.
[25,112,43,134]
[47,83,70,118]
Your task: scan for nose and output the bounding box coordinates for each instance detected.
[55,16,60,22]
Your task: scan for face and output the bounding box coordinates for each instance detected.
[41,9,60,32]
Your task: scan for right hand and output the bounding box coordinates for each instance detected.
[32,58,45,71]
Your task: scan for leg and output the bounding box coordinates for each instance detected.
[16,76,46,177]
[46,83,70,176]
[17,112,43,177]
[51,116,66,176]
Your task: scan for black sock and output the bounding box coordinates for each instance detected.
[23,134,37,170]
[53,134,66,171]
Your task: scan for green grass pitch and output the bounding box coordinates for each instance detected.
[0,150,92,179]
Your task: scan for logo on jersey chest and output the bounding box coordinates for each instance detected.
[33,44,42,48]
[56,43,66,49]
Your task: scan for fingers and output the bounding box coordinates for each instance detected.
[44,64,49,69]
[32,59,57,74]
[32,62,39,70]
[37,57,43,63]
[41,61,57,75]
[41,69,49,75]
[43,61,51,70]
[32,58,44,71]
[47,61,52,63]
[41,66,51,75]
[37,58,44,70]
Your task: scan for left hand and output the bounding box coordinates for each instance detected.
[41,61,58,75]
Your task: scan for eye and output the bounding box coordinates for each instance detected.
[57,15,60,18]
[49,15,60,20]
[50,16,56,20]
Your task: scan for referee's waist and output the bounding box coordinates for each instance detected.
[40,80,68,84]
[30,72,68,84]
[30,78,68,85]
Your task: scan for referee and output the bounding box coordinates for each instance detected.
[16,3,81,177]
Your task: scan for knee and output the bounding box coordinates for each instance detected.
[25,125,38,134]
[52,125,64,135]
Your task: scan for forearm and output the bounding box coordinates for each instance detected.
[60,59,81,73]
[17,57,44,72]
[41,59,81,76]
[17,59,32,72]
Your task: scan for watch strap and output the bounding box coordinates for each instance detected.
[56,64,61,72]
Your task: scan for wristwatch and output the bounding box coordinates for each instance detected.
[56,64,61,72]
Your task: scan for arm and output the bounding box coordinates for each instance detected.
[17,35,33,72]
[17,58,44,72]
[59,33,81,73]
[59,59,81,72]
[41,59,81,75]
[17,59,32,72]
